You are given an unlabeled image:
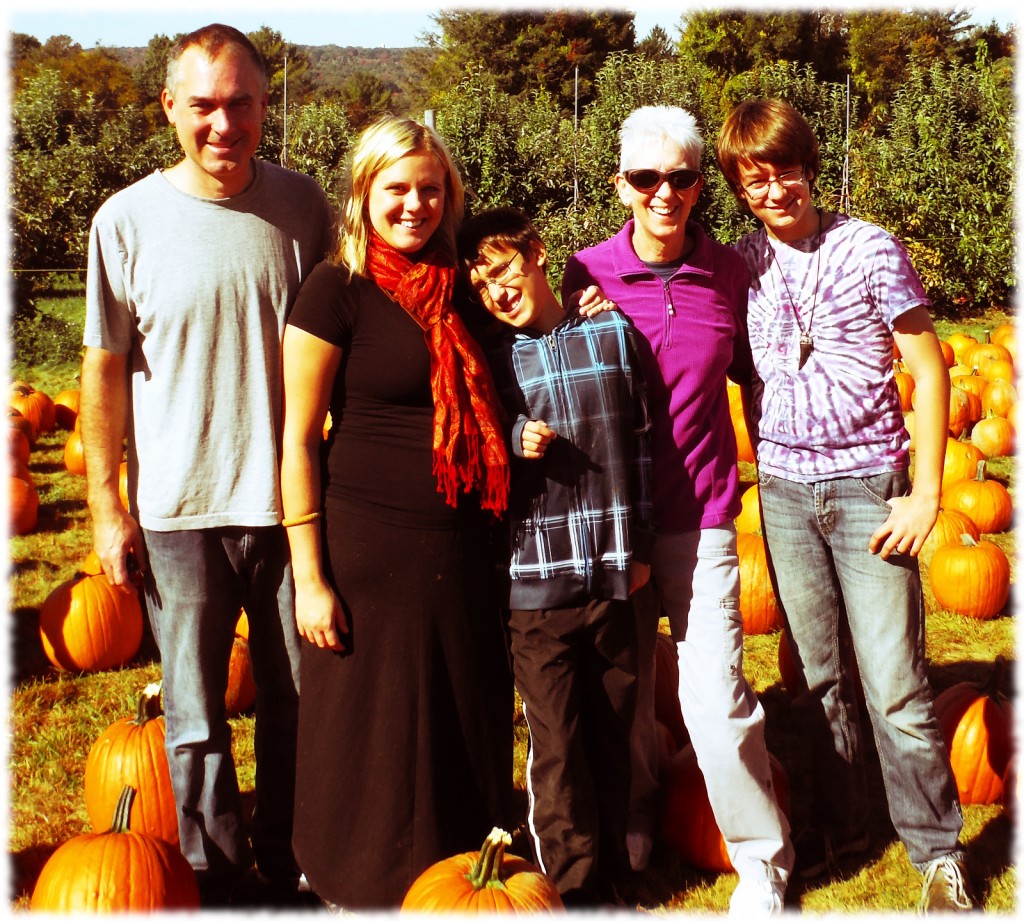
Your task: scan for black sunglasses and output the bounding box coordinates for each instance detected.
[622,168,701,193]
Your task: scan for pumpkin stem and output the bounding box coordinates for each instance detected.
[986,656,1007,699]
[134,683,164,724]
[975,460,988,482]
[466,827,513,891]
[109,785,137,834]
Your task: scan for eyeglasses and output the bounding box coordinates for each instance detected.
[742,168,807,201]
[472,251,525,300]
[622,168,702,194]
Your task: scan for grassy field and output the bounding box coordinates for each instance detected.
[6,289,1017,912]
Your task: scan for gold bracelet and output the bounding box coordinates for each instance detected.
[281,511,322,528]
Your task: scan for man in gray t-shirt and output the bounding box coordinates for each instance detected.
[81,24,332,906]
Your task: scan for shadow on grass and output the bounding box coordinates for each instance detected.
[8,842,59,904]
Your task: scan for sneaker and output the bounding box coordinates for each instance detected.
[728,861,786,916]
[792,825,870,879]
[626,830,653,871]
[918,854,975,912]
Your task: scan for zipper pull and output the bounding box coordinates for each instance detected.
[665,280,675,316]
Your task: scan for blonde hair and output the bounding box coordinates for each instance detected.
[334,116,465,277]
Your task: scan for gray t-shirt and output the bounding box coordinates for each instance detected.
[84,160,332,531]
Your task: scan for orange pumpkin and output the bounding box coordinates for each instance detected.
[53,389,81,430]
[9,475,39,535]
[84,683,178,844]
[737,532,782,635]
[30,786,199,911]
[235,608,250,640]
[401,826,564,911]
[945,333,978,366]
[942,461,1013,533]
[118,461,130,510]
[225,636,257,714]
[8,425,31,466]
[981,377,1017,418]
[929,534,1011,620]
[64,429,87,476]
[951,369,988,400]
[933,659,1014,805]
[727,382,755,464]
[970,413,1014,458]
[734,483,761,534]
[941,437,982,493]
[893,360,915,411]
[961,341,1012,373]
[980,357,1014,384]
[39,572,144,672]
[661,744,790,872]
[920,508,980,565]
[938,339,956,367]
[9,384,55,439]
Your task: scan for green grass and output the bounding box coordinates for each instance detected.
[6,294,1016,911]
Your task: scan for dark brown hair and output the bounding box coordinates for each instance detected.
[456,207,544,271]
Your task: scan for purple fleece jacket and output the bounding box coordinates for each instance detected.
[562,219,752,533]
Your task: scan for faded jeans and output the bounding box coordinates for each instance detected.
[758,469,963,870]
[646,525,793,881]
[142,526,302,884]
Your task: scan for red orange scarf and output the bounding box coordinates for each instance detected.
[366,230,509,516]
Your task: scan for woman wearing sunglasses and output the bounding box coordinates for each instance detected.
[562,105,793,916]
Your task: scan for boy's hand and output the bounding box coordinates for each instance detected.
[573,285,619,317]
[521,419,557,459]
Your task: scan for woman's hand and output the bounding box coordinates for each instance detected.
[295,577,350,650]
[521,419,557,459]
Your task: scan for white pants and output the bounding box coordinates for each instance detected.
[635,525,793,880]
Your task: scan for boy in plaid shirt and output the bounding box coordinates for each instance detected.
[457,207,653,906]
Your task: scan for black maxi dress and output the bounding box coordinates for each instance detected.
[286,261,514,909]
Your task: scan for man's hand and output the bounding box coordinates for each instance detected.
[521,420,557,459]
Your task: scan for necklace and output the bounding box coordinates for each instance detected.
[767,209,822,370]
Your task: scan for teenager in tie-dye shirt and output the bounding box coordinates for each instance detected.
[717,98,974,914]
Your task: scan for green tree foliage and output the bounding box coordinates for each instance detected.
[337,72,394,130]
[850,43,1014,313]
[425,9,634,114]
[285,100,352,208]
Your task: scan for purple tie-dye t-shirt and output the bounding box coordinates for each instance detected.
[734,213,928,481]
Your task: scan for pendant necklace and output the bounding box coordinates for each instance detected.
[767,208,822,370]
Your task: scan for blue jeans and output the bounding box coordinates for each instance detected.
[142,526,302,883]
[758,470,963,870]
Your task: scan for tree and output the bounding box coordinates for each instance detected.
[635,24,675,61]
[425,9,634,114]
[337,72,394,130]
[285,100,351,206]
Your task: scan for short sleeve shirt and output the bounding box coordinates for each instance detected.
[733,214,927,481]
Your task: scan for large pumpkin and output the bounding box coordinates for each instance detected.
[654,631,687,748]
[920,508,980,566]
[84,683,178,845]
[8,425,31,466]
[970,413,1014,459]
[734,484,761,534]
[401,826,564,912]
[981,377,1017,418]
[941,461,1013,533]
[727,382,756,464]
[933,659,1014,806]
[9,475,39,535]
[736,532,782,635]
[63,430,87,476]
[10,383,55,439]
[53,389,81,430]
[225,635,257,714]
[929,534,1011,620]
[661,744,790,872]
[39,572,144,672]
[30,785,199,911]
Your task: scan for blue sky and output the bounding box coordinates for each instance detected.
[8,1,1018,50]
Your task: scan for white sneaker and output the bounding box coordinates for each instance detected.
[728,861,786,916]
[626,830,653,871]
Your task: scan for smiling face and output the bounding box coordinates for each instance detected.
[615,137,703,262]
[367,151,447,255]
[735,159,818,243]
[469,242,563,334]
[160,44,268,198]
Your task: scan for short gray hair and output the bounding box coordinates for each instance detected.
[619,106,704,171]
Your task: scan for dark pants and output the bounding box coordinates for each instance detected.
[509,596,637,903]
